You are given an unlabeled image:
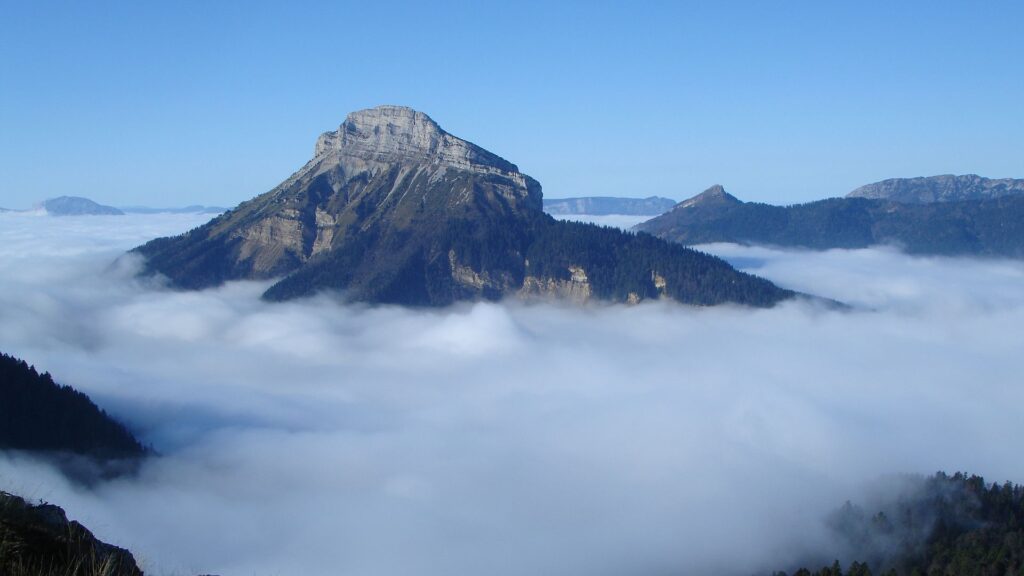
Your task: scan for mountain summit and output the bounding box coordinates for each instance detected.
[676,185,741,209]
[133,106,793,307]
[313,106,523,177]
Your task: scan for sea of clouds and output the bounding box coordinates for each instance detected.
[1,212,1023,576]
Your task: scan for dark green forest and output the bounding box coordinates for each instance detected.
[0,352,145,459]
[638,195,1024,257]
[772,472,1024,576]
[525,218,792,306]
[261,213,795,307]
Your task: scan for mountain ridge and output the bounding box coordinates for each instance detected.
[847,174,1024,204]
[636,185,1024,257]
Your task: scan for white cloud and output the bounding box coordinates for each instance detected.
[1,213,1023,575]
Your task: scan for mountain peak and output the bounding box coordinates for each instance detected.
[314,105,442,158]
[312,105,519,174]
[677,185,741,209]
[347,104,436,125]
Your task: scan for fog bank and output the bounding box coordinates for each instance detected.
[1,213,1022,575]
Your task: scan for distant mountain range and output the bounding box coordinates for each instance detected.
[847,174,1024,203]
[637,178,1024,257]
[0,197,225,216]
[543,196,676,216]
[134,106,794,308]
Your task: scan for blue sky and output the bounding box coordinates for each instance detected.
[1,1,1022,209]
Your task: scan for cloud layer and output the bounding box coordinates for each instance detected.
[1,213,1023,576]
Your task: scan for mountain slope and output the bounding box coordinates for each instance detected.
[847,174,1024,204]
[0,351,145,459]
[636,186,1024,257]
[543,196,676,216]
[135,106,794,307]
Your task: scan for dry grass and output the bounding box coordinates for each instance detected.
[1,491,142,576]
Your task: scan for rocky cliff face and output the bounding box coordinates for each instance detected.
[847,174,1024,203]
[134,106,794,307]
[313,106,525,179]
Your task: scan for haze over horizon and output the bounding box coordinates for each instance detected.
[2,1,1023,209]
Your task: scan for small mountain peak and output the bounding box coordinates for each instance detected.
[677,185,741,209]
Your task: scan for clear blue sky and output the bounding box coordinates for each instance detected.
[2,1,1022,209]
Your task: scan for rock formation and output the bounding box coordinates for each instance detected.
[0,491,143,576]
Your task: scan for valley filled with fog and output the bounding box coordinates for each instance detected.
[2,212,1023,576]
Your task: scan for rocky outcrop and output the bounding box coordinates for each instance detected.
[520,265,593,303]
[847,174,1024,203]
[133,106,795,308]
[674,185,742,210]
[0,491,143,576]
[313,106,525,181]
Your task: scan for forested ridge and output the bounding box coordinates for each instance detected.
[526,218,791,306]
[772,472,1024,576]
[0,352,145,459]
[260,213,795,307]
[638,195,1024,257]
